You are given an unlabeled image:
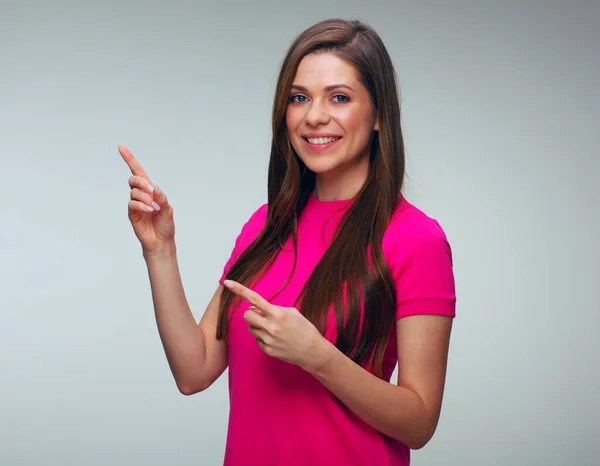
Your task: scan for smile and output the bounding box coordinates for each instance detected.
[306,136,340,144]
[302,136,342,151]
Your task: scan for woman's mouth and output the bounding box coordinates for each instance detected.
[302,136,342,151]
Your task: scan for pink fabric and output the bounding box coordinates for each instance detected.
[218,194,456,465]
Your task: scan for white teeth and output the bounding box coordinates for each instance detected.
[307,136,340,144]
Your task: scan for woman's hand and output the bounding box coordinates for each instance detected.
[223,280,330,374]
[119,145,175,256]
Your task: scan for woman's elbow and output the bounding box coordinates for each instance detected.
[406,436,431,451]
[402,421,438,450]
[176,377,212,396]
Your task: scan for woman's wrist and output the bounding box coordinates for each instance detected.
[143,241,177,263]
[305,335,339,377]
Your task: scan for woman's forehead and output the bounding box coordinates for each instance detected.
[293,53,360,89]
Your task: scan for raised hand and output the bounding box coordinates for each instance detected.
[222,279,330,374]
[119,145,175,256]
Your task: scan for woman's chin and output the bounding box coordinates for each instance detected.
[299,155,339,175]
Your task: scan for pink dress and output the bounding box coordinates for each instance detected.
[218,194,456,465]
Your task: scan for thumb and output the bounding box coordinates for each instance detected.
[152,184,167,206]
[151,185,173,217]
[249,306,265,317]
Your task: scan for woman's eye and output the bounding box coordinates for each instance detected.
[290,94,307,103]
[332,94,349,103]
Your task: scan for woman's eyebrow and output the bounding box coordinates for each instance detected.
[290,84,355,93]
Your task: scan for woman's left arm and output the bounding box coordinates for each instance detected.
[311,313,453,450]
[222,278,454,450]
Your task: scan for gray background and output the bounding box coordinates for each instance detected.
[1,0,598,465]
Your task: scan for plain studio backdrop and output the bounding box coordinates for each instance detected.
[1,1,598,465]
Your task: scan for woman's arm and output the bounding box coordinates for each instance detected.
[311,314,453,449]
[145,243,228,395]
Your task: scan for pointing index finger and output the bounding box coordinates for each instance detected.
[118,145,150,179]
[223,280,272,315]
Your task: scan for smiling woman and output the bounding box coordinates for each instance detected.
[120,18,456,466]
[286,53,379,199]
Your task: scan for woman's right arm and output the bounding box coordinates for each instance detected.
[119,145,227,395]
[145,246,228,395]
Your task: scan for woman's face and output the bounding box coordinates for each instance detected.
[285,53,378,191]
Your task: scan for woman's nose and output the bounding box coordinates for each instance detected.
[305,101,330,126]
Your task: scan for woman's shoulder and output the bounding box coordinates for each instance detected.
[238,202,269,238]
[246,202,269,225]
[225,203,269,261]
[383,196,451,256]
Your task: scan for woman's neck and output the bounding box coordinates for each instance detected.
[313,156,369,201]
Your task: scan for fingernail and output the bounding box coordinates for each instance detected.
[223,280,232,288]
[146,184,154,193]
[155,185,162,196]
[152,202,161,211]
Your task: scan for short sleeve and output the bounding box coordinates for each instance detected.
[384,215,456,320]
[218,204,269,284]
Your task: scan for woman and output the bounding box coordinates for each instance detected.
[120,18,455,466]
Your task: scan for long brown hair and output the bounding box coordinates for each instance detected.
[217,19,405,377]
